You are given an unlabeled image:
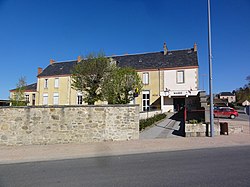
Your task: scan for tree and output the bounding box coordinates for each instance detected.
[246,75,250,86]
[71,53,112,105]
[10,76,27,106]
[234,75,250,103]
[102,67,143,104]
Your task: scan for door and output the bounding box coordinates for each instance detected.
[173,98,185,112]
[142,91,150,111]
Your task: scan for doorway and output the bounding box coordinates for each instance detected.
[173,98,185,112]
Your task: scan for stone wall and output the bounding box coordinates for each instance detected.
[185,123,220,137]
[139,110,163,120]
[0,105,139,145]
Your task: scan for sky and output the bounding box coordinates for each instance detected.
[0,0,249,99]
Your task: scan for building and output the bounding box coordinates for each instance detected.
[242,100,250,106]
[218,92,236,103]
[33,42,199,112]
[0,100,10,106]
[113,43,199,112]
[10,83,37,106]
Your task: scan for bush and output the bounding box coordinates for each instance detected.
[188,119,198,124]
[139,113,166,131]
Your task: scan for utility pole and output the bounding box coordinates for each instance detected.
[208,0,214,137]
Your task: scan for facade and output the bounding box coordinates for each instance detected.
[219,92,236,103]
[0,100,10,106]
[242,100,250,106]
[10,83,37,106]
[11,43,200,112]
[113,43,199,112]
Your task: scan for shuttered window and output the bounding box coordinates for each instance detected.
[44,79,48,88]
[55,78,59,88]
[43,93,48,105]
[53,93,59,105]
[143,73,149,85]
[177,71,184,84]
[77,93,83,105]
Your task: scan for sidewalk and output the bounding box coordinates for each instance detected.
[1,132,250,165]
[139,117,181,139]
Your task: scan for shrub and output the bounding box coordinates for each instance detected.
[188,119,198,124]
[139,113,167,131]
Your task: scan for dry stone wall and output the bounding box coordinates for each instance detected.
[0,105,139,145]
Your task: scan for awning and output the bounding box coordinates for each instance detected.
[160,90,200,98]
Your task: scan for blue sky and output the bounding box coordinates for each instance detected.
[0,0,249,99]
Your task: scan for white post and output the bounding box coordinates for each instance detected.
[161,95,164,113]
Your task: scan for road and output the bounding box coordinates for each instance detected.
[1,146,250,187]
[215,110,249,122]
[237,110,250,121]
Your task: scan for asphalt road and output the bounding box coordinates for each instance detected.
[237,111,250,121]
[215,111,249,122]
[1,146,250,187]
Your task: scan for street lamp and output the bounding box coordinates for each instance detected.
[208,0,214,137]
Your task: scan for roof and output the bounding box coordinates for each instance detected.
[113,48,198,70]
[38,48,198,77]
[10,83,37,92]
[38,60,77,77]
[220,92,235,96]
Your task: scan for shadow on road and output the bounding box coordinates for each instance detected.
[170,109,185,137]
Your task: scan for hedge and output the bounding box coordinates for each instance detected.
[139,113,167,131]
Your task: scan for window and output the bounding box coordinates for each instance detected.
[142,73,149,85]
[32,94,35,105]
[53,93,59,105]
[54,78,59,88]
[44,79,48,88]
[43,93,48,105]
[77,93,83,105]
[142,90,150,111]
[25,94,29,103]
[177,71,184,84]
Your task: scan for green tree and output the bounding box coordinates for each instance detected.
[102,67,142,104]
[10,76,27,106]
[246,75,250,86]
[71,53,112,105]
[235,75,250,103]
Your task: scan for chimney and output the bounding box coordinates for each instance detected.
[193,43,197,52]
[77,55,82,62]
[50,59,55,65]
[163,42,168,55]
[38,67,43,75]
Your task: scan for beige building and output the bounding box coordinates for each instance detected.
[12,43,200,112]
[219,92,236,103]
[10,83,37,106]
[113,43,199,112]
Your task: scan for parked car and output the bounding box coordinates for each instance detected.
[214,107,239,119]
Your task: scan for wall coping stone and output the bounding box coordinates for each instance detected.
[0,104,139,109]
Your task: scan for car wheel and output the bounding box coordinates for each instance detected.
[230,114,235,119]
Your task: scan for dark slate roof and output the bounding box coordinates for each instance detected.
[220,92,234,96]
[113,48,198,70]
[38,48,198,77]
[38,61,77,77]
[10,83,37,92]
